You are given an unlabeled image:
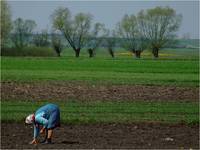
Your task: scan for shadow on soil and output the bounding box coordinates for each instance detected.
[61,140,80,144]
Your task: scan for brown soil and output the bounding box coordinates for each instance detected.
[1,122,199,149]
[1,82,199,102]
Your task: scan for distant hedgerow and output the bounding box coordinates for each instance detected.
[1,47,57,57]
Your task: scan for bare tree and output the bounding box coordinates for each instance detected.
[51,31,63,57]
[33,29,49,47]
[1,0,12,48]
[51,7,92,57]
[116,14,147,58]
[87,23,106,57]
[12,18,37,48]
[103,29,116,58]
[137,6,182,58]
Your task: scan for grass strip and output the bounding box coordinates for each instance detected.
[1,57,199,86]
[1,101,199,125]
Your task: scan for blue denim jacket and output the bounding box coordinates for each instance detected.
[33,104,58,138]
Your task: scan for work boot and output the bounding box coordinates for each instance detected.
[41,138,52,144]
[47,138,52,144]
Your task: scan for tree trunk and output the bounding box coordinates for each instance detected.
[108,48,114,58]
[135,50,141,58]
[88,48,94,58]
[75,48,80,57]
[152,47,159,58]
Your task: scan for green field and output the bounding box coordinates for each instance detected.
[1,48,199,125]
[1,101,199,124]
[1,56,199,86]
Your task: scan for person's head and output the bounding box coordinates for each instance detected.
[25,114,35,124]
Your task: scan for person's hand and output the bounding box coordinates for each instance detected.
[40,127,45,134]
[29,139,38,145]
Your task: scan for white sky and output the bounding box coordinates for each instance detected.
[8,0,200,39]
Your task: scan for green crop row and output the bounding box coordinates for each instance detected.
[1,101,199,125]
[1,57,199,86]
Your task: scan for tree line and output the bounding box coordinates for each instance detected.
[1,0,182,58]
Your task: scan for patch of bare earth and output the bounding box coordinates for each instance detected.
[1,81,199,102]
[1,122,199,149]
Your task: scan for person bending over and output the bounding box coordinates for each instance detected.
[25,103,60,144]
